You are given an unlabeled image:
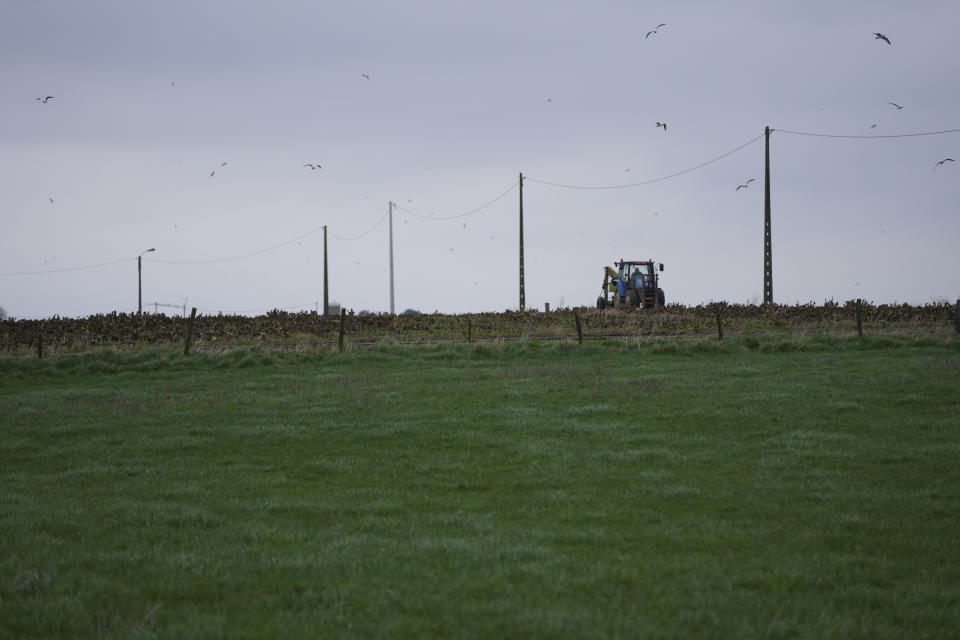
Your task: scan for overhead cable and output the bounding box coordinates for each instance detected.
[775,127,960,139]
[525,133,765,190]
[329,209,390,241]
[0,257,134,277]
[394,180,520,221]
[148,223,327,264]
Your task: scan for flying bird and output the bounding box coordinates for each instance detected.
[36,96,54,103]
[209,170,215,177]
[874,32,891,45]
[934,158,954,171]
[656,121,666,131]
[736,178,756,191]
[870,124,877,129]
[48,197,54,204]
[646,23,666,38]
[221,161,228,167]
[361,73,370,80]
[304,163,321,170]
[888,102,903,110]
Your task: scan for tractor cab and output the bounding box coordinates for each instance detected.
[598,259,666,310]
[618,261,655,289]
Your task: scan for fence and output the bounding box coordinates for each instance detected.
[2,301,958,358]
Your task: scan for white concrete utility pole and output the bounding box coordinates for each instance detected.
[388,200,395,315]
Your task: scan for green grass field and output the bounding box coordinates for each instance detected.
[2,335,959,638]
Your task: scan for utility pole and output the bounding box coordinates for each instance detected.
[389,201,395,314]
[519,172,525,311]
[763,126,773,305]
[323,225,329,316]
[137,247,155,315]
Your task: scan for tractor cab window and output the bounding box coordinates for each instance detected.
[619,263,652,282]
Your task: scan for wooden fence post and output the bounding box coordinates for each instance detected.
[856,299,863,338]
[716,310,724,340]
[337,308,346,352]
[574,309,583,345]
[37,327,43,359]
[467,317,472,343]
[184,307,197,355]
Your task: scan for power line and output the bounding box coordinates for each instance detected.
[774,127,960,140]
[0,257,134,277]
[329,209,390,241]
[147,223,327,264]
[525,133,765,190]
[1,179,521,275]
[393,180,520,221]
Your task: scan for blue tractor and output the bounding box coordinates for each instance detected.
[596,259,665,309]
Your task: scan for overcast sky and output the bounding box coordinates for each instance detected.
[2,1,958,318]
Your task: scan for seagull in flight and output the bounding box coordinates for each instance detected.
[888,102,903,110]
[934,158,954,171]
[655,121,666,131]
[646,23,666,38]
[361,73,370,80]
[304,163,321,170]
[736,178,756,191]
[49,197,54,204]
[874,32,891,45]
[36,96,54,103]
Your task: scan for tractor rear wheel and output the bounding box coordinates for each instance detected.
[658,289,665,307]
[596,296,606,309]
[626,290,638,309]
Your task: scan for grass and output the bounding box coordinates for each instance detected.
[2,336,959,638]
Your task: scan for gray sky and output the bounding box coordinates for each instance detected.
[2,1,958,318]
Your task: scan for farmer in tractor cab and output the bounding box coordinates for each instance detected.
[632,267,644,286]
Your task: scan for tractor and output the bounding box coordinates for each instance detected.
[596,259,665,309]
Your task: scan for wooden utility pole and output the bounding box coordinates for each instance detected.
[388,201,395,315]
[519,172,525,312]
[763,126,773,305]
[323,225,329,316]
